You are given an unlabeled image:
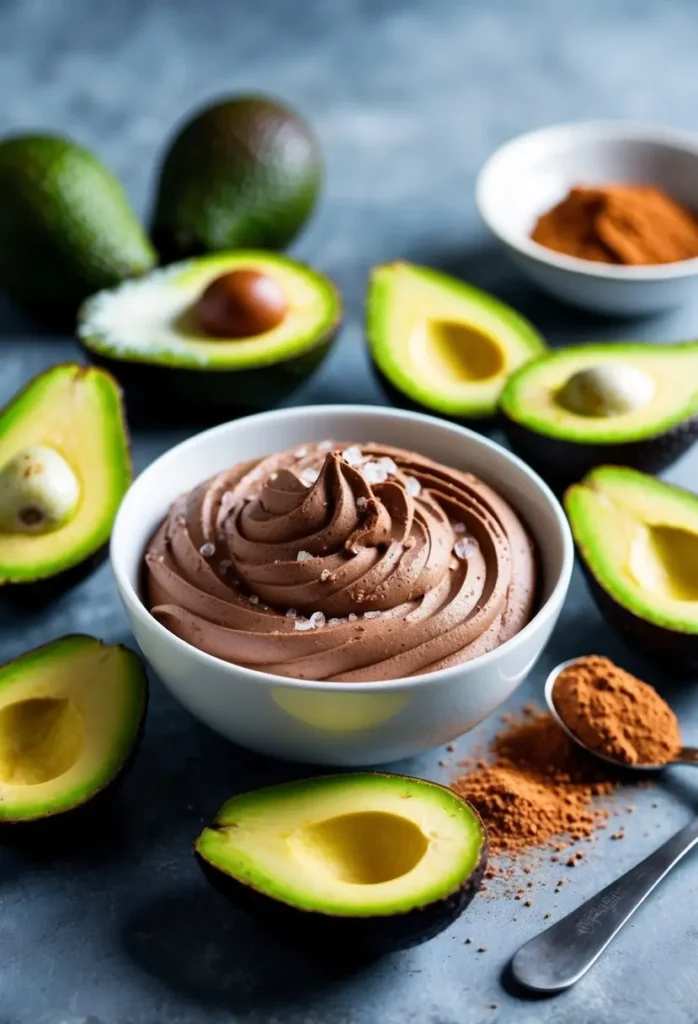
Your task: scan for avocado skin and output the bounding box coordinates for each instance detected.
[81,328,338,420]
[0,638,148,830]
[371,362,496,427]
[152,96,321,262]
[503,415,698,493]
[580,565,698,673]
[0,134,156,316]
[197,837,487,955]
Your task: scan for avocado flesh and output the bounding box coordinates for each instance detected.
[0,635,146,821]
[79,252,340,370]
[0,365,131,586]
[502,343,698,442]
[368,262,546,418]
[0,134,155,316]
[196,773,487,952]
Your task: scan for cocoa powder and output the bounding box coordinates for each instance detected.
[452,708,614,855]
[553,655,681,767]
[531,184,698,265]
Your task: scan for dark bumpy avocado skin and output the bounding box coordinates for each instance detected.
[82,329,338,420]
[371,364,499,433]
[581,566,698,674]
[197,835,487,956]
[0,135,155,317]
[152,96,321,262]
[503,416,698,493]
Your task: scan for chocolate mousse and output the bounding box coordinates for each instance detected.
[145,442,538,681]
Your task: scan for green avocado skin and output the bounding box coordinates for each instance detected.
[503,416,698,493]
[0,135,156,315]
[196,838,487,956]
[82,330,337,421]
[580,566,698,674]
[151,96,321,261]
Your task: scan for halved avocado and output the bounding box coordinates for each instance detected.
[566,466,698,670]
[0,364,131,592]
[367,261,546,419]
[196,772,487,954]
[78,252,342,418]
[0,635,147,822]
[501,342,698,488]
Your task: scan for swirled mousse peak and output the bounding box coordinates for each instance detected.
[145,441,537,681]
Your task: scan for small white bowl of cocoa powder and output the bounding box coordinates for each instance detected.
[476,121,698,315]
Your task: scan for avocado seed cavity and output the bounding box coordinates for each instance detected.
[196,269,289,339]
[0,445,81,534]
[556,364,656,418]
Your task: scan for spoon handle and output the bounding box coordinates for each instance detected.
[511,817,698,993]
[676,747,698,765]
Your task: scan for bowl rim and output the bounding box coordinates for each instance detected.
[111,404,574,693]
[475,119,698,282]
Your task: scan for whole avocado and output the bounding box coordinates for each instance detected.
[0,134,156,316]
[151,95,322,261]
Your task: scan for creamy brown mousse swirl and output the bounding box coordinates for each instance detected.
[145,442,537,682]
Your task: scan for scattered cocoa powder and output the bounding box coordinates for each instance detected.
[553,656,681,766]
[452,708,614,856]
[531,184,698,265]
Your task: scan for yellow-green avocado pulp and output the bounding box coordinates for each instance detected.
[368,261,546,417]
[0,635,146,821]
[566,466,698,635]
[196,773,486,919]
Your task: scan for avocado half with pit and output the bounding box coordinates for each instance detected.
[78,252,342,417]
[501,342,698,489]
[0,364,131,593]
[196,772,487,954]
[367,261,546,419]
[0,634,147,823]
[566,466,698,670]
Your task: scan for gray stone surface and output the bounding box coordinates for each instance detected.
[2,0,698,1020]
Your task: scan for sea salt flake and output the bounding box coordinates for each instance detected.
[285,608,298,619]
[341,446,367,466]
[294,617,314,631]
[219,559,232,576]
[199,542,215,557]
[405,475,421,497]
[363,610,381,619]
[362,462,389,485]
[309,611,326,629]
[318,439,334,450]
[453,522,466,534]
[454,537,478,559]
[328,617,344,625]
[348,613,358,622]
[294,446,308,457]
[376,456,398,475]
[248,595,260,605]
[357,496,368,508]
[300,467,320,486]
[297,550,314,562]
[320,569,331,581]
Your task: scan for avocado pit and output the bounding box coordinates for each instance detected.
[195,269,289,338]
[0,444,80,535]
[556,363,655,418]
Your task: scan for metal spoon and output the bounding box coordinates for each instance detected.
[543,657,698,770]
[510,658,698,993]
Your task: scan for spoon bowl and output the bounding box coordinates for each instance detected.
[544,658,698,772]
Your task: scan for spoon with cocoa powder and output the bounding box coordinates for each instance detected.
[511,654,698,993]
[544,655,698,771]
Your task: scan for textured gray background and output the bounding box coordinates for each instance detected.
[2,0,698,1021]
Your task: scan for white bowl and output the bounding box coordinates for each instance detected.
[476,121,698,315]
[111,406,573,766]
